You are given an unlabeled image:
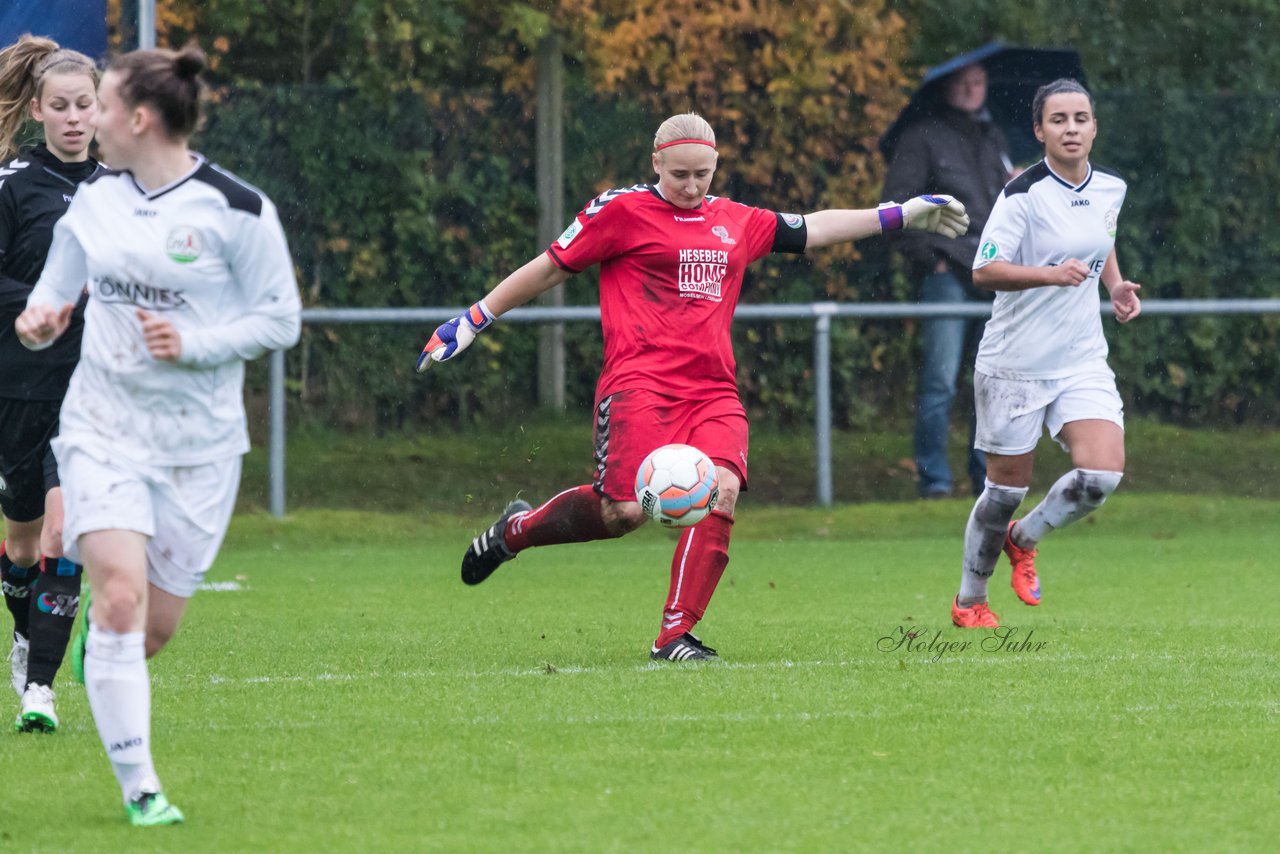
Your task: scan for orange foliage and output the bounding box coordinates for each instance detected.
[106,0,202,51]
[562,0,912,266]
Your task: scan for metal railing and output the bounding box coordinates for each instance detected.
[266,299,1280,516]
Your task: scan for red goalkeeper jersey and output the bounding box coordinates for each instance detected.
[546,184,807,401]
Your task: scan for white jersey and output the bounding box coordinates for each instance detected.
[28,154,302,465]
[972,160,1127,380]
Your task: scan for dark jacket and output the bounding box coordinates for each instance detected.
[0,144,100,399]
[880,106,1010,294]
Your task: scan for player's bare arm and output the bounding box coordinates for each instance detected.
[805,195,970,249]
[973,258,1091,291]
[417,253,572,371]
[803,209,882,248]
[485,253,572,316]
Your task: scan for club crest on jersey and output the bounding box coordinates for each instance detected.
[166,226,203,263]
[557,220,582,249]
[678,248,727,301]
[1105,209,1119,237]
[979,240,998,262]
[710,225,736,245]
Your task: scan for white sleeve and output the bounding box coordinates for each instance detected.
[179,198,302,367]
[972,190,1029,270]
[27,215,89,309]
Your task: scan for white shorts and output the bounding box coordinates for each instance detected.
[53,438,242,599]
[974,370,1124,456]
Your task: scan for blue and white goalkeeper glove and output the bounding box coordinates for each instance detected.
[878,194,970,239]
[416,299,495,372]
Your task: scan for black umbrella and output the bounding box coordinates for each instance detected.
[881,42,1087,167]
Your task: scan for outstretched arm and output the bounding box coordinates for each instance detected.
[483,253,572,316]
[804,195,970,250]
[417,253,571,372]
[803,209,883,248]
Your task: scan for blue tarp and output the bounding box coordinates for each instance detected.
[0,1,108,61]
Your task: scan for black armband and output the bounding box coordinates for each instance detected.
[771,213,808,254]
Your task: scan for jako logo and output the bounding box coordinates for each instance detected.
[1071,199,1090,207]
[108,737,144,753]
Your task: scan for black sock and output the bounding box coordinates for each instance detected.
[25,558,83,689]
[2,545,38,640]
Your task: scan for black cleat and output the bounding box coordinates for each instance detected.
[461,499,532,585]
[650,632,719,661]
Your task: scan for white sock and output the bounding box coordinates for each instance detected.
[959,479,1028,604]
[85,625,160,803]
[1014,468,1123,547]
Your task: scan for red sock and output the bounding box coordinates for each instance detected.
[504,485,620,553]
[656,510,734,647]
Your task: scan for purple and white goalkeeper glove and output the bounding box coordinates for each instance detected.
[416,299,495,372]
[878,194,970,239]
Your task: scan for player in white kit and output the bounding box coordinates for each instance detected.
[950,79,1142,628]
[16,46,301,824]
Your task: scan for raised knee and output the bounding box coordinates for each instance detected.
[1074,469,1123,508]
[602,501,647,536]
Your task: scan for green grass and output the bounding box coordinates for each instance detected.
[3,494,1277,852]
[237,415,1280,514]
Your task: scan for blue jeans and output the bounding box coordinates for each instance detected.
[914,271,986,497]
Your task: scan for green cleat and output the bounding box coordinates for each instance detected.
[70,586,90,684]
[126,791,184,827]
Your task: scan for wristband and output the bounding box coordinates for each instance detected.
[467,299,495,330]
[877,203,904,233]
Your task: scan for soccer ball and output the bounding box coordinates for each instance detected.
[634,444,719,527]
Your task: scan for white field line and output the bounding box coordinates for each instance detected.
[179,648,1274,690]
[197,581,248,592]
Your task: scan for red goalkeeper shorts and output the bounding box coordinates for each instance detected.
[591,388,748,503]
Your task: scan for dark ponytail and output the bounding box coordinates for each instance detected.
[173,46,205,82]
[109,45,207,139]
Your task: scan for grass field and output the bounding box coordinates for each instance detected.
[2,493,1276,852]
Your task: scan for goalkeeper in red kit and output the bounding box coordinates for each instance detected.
[418,112,969,661]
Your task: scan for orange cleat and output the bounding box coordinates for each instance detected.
[951,596,1000,628]
[1005,520,1040,606]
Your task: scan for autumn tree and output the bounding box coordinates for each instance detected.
[559,0,912,291]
